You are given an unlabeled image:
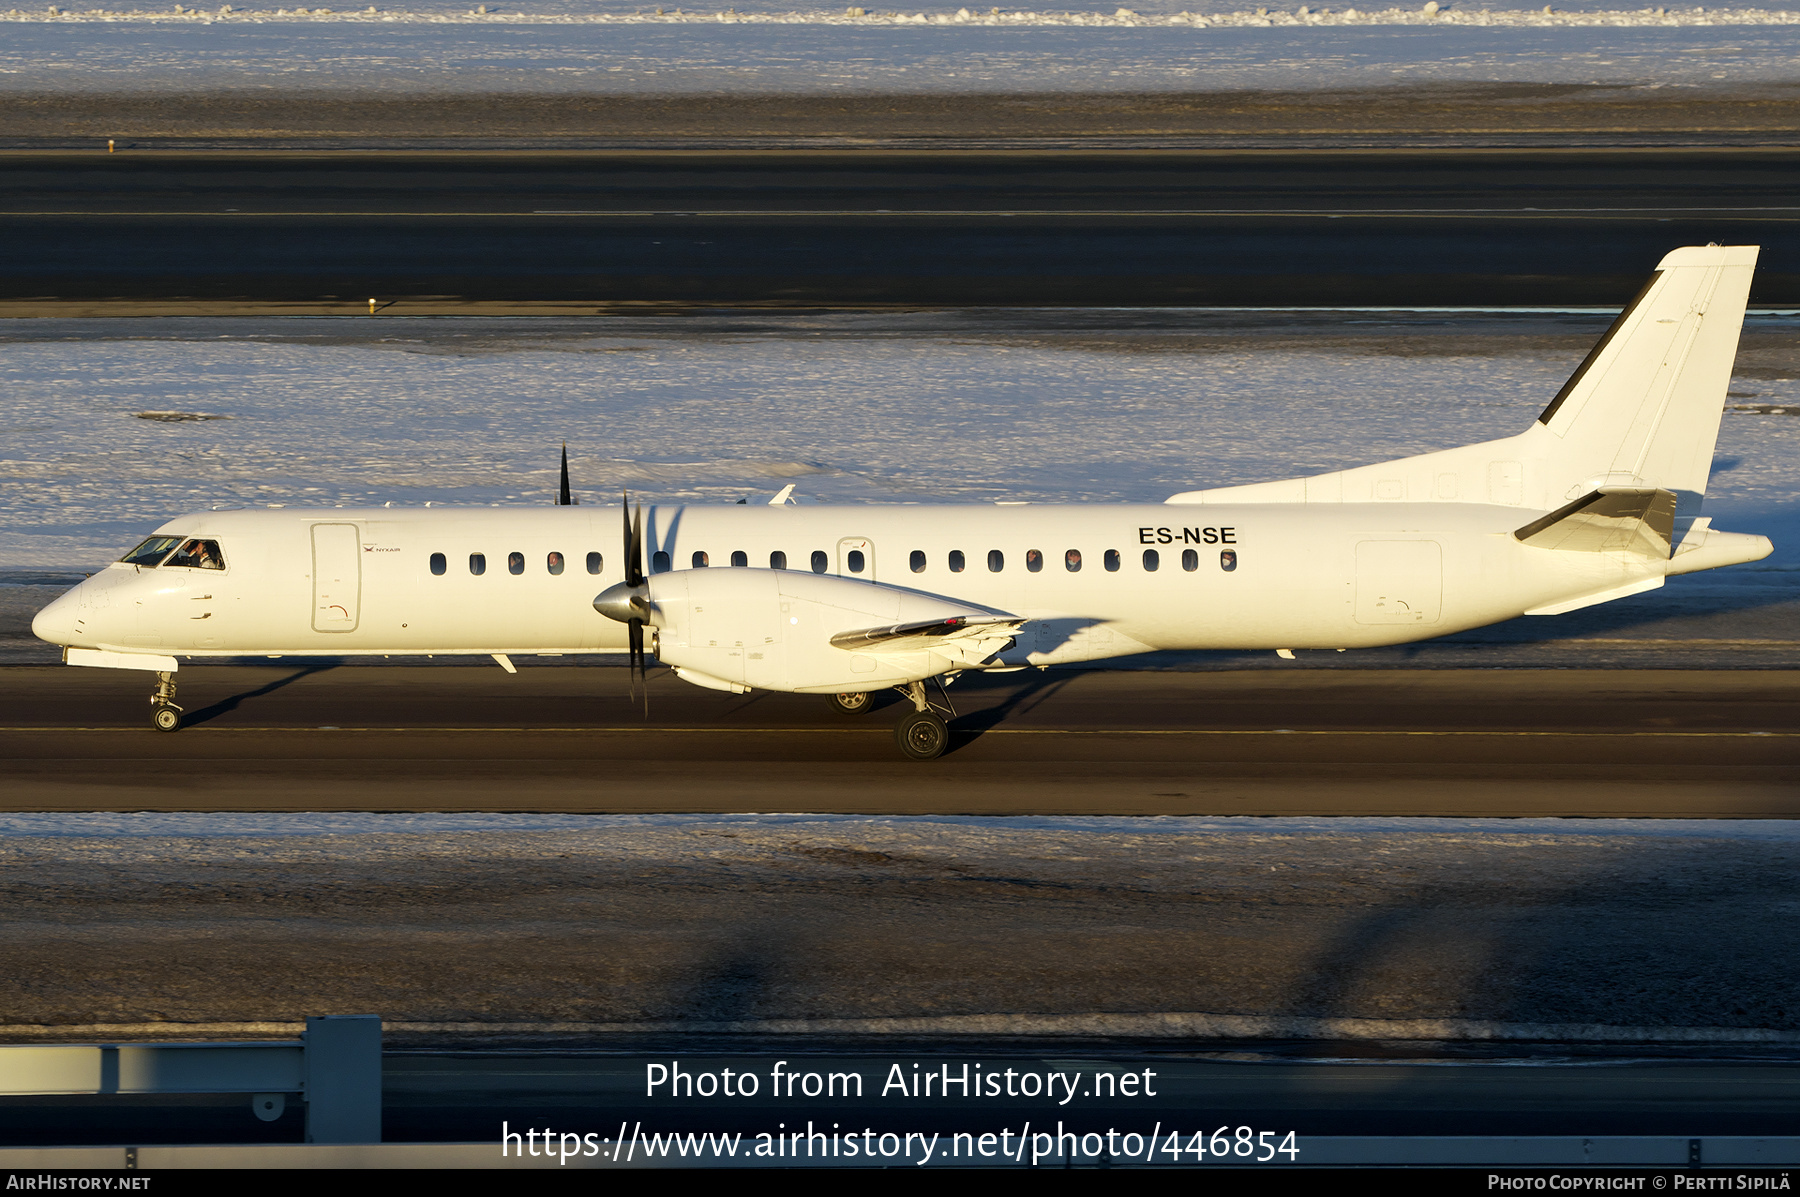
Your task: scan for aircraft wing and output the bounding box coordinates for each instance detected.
[829,614,1026,653]
[1513,487,1677,558]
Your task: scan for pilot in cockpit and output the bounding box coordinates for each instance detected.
[163,539,226,570]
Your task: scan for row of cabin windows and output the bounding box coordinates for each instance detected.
[429,551,605,576]
[429,547,1239,576]
[653,549,1235,573]
[675,550,824,572]
[910,548,1235,573]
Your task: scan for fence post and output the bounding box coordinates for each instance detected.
[303,1015,381,1144]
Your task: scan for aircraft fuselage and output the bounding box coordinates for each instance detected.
[34,501,1675,665]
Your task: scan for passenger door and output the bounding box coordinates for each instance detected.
[311,523,362,632]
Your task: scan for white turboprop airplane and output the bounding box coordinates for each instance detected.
[31,245,1773,759]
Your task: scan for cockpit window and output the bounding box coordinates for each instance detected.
[163,538,226,570]
[120,536,182,567]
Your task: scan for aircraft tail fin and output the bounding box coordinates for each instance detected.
[1530,244,1757,514]
[1165,246,1759,513]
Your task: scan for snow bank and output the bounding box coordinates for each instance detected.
[2,14,1799,94]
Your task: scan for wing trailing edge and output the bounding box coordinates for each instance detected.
[830,614,1026,653]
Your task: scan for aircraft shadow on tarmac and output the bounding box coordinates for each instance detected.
[941,670,1083,753]
[687,667,1078,753]
[180,663,337,728]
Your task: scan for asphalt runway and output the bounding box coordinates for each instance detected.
[3,148,1797,307]
[6,664,1798,814]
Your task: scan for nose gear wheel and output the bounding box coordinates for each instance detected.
[150,670,183,732]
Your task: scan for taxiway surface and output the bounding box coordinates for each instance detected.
[5,665,1798,814]
[4,148,1797,307]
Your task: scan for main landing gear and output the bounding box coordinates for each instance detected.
[150,671,183,732]
[827,691,873,715]
[893,677,956,762]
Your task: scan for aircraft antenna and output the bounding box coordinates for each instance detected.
[558,444,574,506]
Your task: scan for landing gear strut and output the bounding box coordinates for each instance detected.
[892,677,956,761]
[150,671,183,732]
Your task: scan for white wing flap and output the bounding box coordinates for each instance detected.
[830,614,1025,653]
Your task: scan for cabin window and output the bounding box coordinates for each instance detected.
[910,550,926,573]
[1104,549,1120,573]
[692,551,709,568]
[770,550,787,570]
[949,550,965,573]
[810,550,828,574]
[731,550,748,567]
[586,551,603,575]
[1026,549,1043,573]
[470,552,486,576]
[1065,549,1081,572]
[1182,548,1198,572]
[652,550,670,573]
[847,549,866,574]
[164,539,225,570]
[1221,550,1238,572]
[508,551,525,576]
[547,552,565,575]
[988,549,1004,573]
[120,536,182,567]
[1143,549,1159,572]
[430,552,446,576]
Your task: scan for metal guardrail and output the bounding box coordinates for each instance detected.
[0,1015,380,1144]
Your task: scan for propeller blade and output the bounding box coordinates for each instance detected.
[620,492,648,716]
[626,498,646,588]
[622,492,634,585]
[628,618,647,719]
[558,444,572,506]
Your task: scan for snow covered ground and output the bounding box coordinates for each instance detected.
[5,807,1799,1037]
[3,312,1797,575]
[3,10,1800,95]
[6,810,1800,839]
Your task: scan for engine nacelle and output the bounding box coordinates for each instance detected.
[630,568,1017,694]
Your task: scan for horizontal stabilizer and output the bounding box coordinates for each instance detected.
[1513,487,1676,558]
[830,614,1025,652]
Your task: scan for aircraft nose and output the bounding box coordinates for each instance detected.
[30,588,81,647]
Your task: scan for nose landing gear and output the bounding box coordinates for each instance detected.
[150,671,184,732]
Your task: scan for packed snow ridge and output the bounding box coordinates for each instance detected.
[7,5,1799,24]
